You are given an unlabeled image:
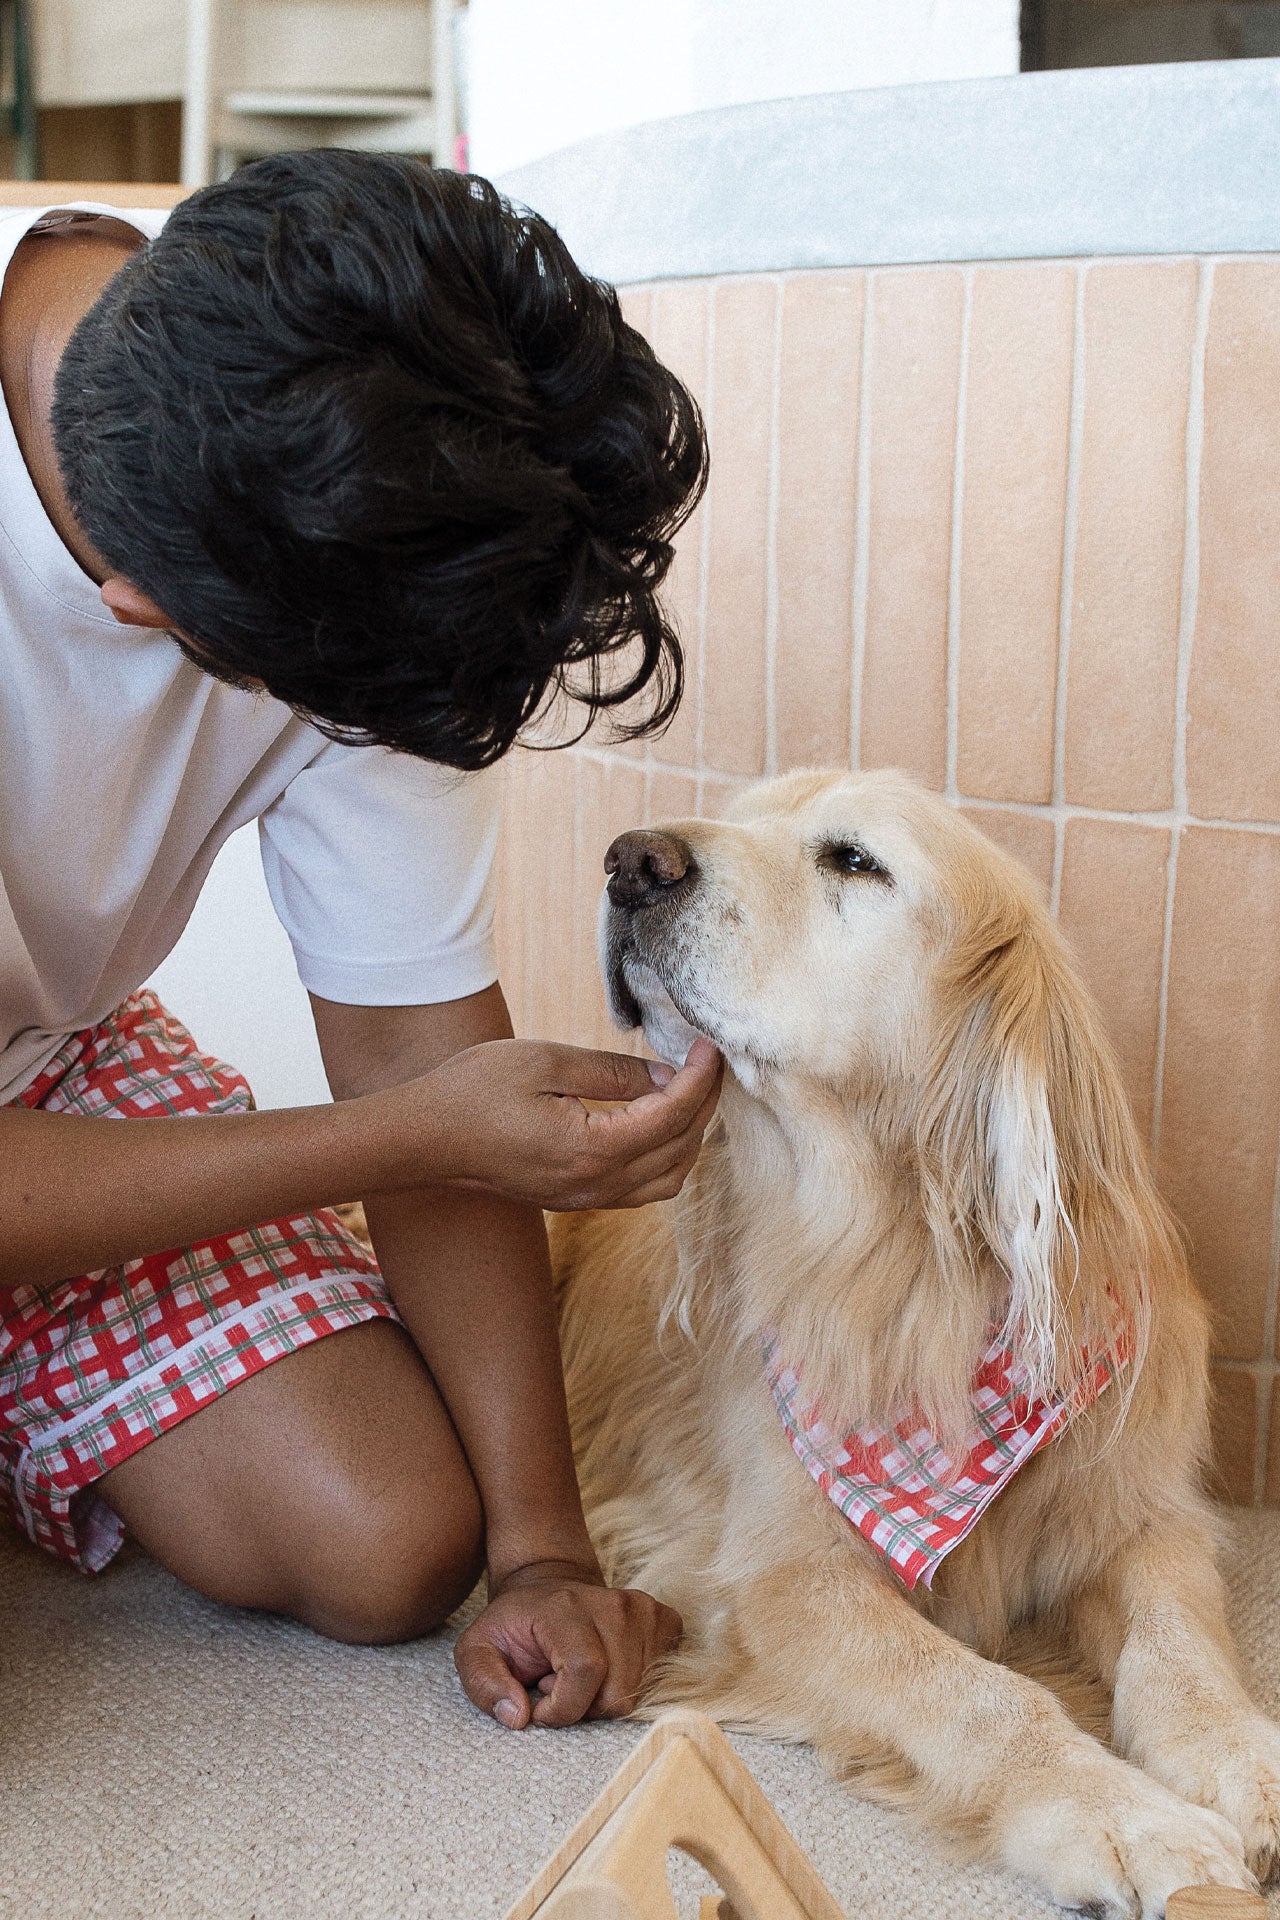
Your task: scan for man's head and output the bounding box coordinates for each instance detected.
[51,150,706,770]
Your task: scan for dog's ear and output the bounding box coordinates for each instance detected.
[914,895,1155,1400]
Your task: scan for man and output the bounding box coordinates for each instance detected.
[0,150,720,1732]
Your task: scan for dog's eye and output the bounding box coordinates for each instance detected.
[822,841,889,880]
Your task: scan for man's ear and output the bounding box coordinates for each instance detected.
[100,575,174,629]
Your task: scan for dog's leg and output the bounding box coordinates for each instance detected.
[1071,1515,1280,1884]
[727,1552,1253,1917]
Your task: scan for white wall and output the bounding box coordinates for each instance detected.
[466,0,1020,178]
[147,824,332,1111]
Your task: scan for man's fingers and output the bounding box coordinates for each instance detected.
[645,1038,721,1117]
[589,1596,684,1719]
[607,1068,723,1195]
[689,1075,722,1138]
[585,1039,723,1156]
[457,1587,685,1733]
[531,1658,608,1727]
[453,1632,532,1730]
[544,1044,678,1106]
[587,1624,649,1720]
[583,1121,708,1206]
[617,1169,699,1208]
[529,1615,611,1728]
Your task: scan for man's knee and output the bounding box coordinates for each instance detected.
[102,1323,488,1641]
[286,1467,486,1645]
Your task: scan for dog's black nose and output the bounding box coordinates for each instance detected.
[605,830,696,910]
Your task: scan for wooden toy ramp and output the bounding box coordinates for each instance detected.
[505,1709,1270,1920]
[504,1710,843,1920]
[1166,1895,1268,1919]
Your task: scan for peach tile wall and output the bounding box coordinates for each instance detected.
[493,257,1280,1505]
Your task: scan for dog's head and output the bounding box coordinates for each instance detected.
[601,768,1164,1403]
[602,768,952,1089]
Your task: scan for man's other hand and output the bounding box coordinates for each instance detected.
[453,1559,683,1728]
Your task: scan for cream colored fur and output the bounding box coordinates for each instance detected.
[554,768,1280,1919]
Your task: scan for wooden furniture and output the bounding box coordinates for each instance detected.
[1165,1891,1268,1918]
[505,1710,846,1920]
[26,0,459,188]
[0,0,38,177]
[1025,0,1280,72]
[0,176,185,202]
[183,0,457,186]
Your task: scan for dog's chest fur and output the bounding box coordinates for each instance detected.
[559,1219,1139,1674]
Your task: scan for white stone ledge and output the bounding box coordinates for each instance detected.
[495,59,1280,284]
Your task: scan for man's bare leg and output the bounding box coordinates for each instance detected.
[101,1321,484,1643]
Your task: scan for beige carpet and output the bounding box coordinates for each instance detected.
[2,1513,1279,1919]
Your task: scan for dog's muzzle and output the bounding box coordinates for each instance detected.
[601,830,702,1049]
[604,829,696,912]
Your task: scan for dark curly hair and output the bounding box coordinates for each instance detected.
[51,149,707,770]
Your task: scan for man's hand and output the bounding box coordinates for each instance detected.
[0,991,718,1287]
[453,1559,683,1728]
[372,1034,722,1211]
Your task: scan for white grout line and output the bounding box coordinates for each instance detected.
[1258,1147,1280,1501]
[693,285,716,814]
[944,267,975,804]
[1049,265,1088,919]
[590,743,1280,841]
[1213,1348,1279,1508]
[633,288,657,794]
[763,277,785,779]
[569,751,586,1027]
[635,254,1272,297]
[941,793,1280,837]
[1150,256,1212,1166]
[849,271,875,773]
[522,755,537,1038]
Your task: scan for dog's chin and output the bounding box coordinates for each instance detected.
[619,959,706,1069]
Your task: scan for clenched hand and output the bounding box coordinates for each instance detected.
[454,1559,683,1728]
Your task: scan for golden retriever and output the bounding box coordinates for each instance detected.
[552,767,1280,1918]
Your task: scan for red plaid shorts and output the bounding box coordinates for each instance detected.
[2,991,399,1573]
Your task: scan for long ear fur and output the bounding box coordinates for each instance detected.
[915,877,1158,1410]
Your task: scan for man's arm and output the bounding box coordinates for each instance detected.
[0,1018,719,1289]
[311,985,704,1729]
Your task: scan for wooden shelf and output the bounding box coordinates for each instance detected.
[225,90,431,119]
[0,178,186,205]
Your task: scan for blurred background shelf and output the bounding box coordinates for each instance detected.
[7,0,460,187]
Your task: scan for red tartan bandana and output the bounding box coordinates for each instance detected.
[763,1326,1124,1590]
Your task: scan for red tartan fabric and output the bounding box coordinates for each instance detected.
[2,992,398,1572]
[764,1327,1123,1591]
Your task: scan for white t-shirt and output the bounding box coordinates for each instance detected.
[0,203,501,1105]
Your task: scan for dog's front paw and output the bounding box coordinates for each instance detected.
[1144,1711,1280,1885]
[1001,1747,1256,1918]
